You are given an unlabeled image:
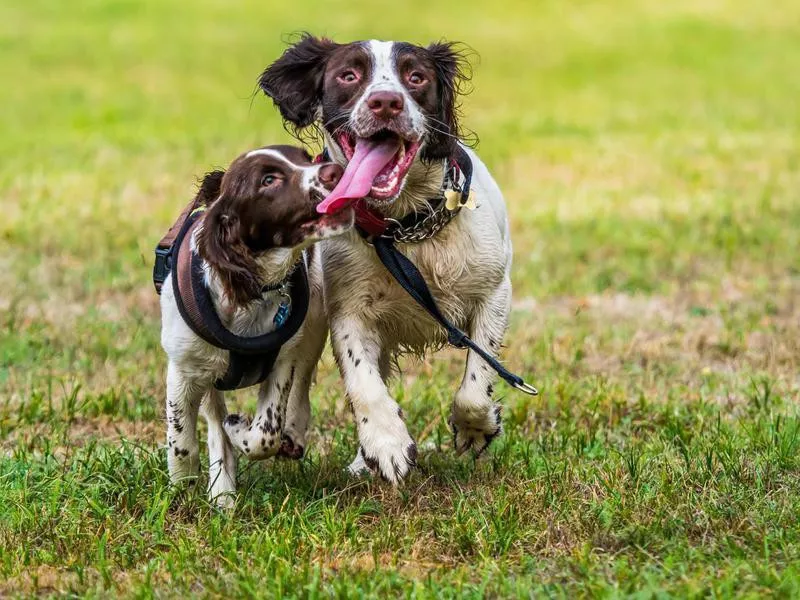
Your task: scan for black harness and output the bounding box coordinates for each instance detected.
[157,208,309,391]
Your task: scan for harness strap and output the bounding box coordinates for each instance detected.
[169,210,310,391]
[214,347,279,391]
[154,199,203,294]
[373,237,537,395]
[154,172,224,295]
[171,213,310,354]
[451,144,473,202]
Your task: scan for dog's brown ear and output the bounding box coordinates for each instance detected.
[423,41,473,161]
[196,170,225,205]
[198,197,263,307]
[259,34,340,130]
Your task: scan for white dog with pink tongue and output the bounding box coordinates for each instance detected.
[259,37,518,484]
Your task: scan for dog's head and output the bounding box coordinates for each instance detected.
[197,144,352,305]
[259,37,470,209]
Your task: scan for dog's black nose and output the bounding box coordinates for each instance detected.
[366,91,404,119]
[318,163,344,190]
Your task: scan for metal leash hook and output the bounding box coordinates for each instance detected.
[512,380,539,396]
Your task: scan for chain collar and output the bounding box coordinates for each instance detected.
[373,159,463,244]
[381,200,460,243]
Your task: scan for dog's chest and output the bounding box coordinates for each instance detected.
[325,216,505,350]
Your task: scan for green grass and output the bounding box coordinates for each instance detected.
[2,0,800,596]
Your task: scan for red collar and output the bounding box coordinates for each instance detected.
[354,201,389,236]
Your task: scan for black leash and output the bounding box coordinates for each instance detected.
[373,237,538,396]
[331,141,537,395]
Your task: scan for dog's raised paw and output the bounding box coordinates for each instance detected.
[277,434,305,460]
[223,413,252,455]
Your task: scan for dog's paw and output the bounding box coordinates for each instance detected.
[212,493,235,510]
[167,441,200,484]
[223,413,250,447]
[357,412,417,484]
[223,413,249,432]
[223,413,252,456]
[224,413,283,460]
[450,404,502,457]
[208,479,236,510]
[207,454,237,509]
[277,434,305,460]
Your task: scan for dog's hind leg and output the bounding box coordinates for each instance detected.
[451,277,511,456]
[279,324,327,460]
[278,283,330,459]
[201,389,237,508]
[166,362,204,484]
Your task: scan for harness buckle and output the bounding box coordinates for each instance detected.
[153,246,173,294]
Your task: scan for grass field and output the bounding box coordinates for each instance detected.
[2,0,800,596]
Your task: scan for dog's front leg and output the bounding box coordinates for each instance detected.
[332,318,417,484]
[165,362,204,484]
[201,389,237,508]
[451,278,511,456]
[223,358,295,460]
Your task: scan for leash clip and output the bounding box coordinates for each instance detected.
[512,380,539,396]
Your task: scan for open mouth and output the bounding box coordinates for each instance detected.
[316,130,420,215]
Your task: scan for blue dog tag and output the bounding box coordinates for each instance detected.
[273,301,290,328]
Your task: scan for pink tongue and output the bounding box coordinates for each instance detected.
[316,137,400,214]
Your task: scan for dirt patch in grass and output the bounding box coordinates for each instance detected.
[0,565,81,597]
[510,275,800,383]
[2,416,161,457]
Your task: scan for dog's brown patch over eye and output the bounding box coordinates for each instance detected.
[197,145,342,306]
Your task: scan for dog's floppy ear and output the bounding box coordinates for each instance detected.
[198,193,263,307]
[259,34,340,130]
[423,41,472,161]
[196,170,225,205]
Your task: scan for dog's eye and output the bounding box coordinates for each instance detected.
[261,174,279,187]
[408,71,426,85]
[338,70,359,84]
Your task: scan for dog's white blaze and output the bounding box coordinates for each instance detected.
[245,148,321,193]
[368,40,400,89]
[300,166,317,193]
[357,40,424,131]
[245,148,291,161]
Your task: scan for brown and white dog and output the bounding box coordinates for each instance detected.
[258,38,515,484]
[159,145,352,506]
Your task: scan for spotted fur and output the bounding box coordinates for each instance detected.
[160,145,352,506]
[259,39,514,484]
